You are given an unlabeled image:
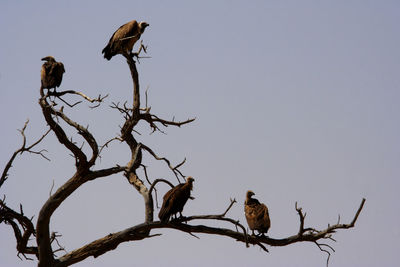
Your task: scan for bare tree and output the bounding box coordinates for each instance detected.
[0,40,365,267]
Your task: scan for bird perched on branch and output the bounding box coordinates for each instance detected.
[40,56,65,91]
[102,20,149,60]
[158,177,195,222]
[244,190,271,236]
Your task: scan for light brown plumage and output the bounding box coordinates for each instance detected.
[158,177,194,222]
[244,190,271,236]
[40,56,65,90]
[102,20,149,60]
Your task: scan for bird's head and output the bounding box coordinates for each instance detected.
[186,176,195,184]
[41,56,56,62]
[139,21,149,33]
[246,190,255,198]
[186,176,194,191]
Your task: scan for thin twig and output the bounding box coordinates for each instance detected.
[141,143,186,183]
[1,121,50,188]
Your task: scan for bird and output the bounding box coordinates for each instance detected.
[244,190,271,236]
[158,177,195,222]
[40,56,65,91]
[102,20,149,60]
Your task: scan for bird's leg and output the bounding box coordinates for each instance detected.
[46,88,54,96]
[130,51,139,58]
[179,212,189,224]
[47,88,57,104]
[129,51,139,63]
[178,212,188,222]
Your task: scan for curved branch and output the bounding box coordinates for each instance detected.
[140,112,195,133]
[149,178,175,196]
[52,107,98,166]
[88,166,126,180]
[53,198,365,266]
[179,199,250,248]
[1,120,50,188]
[141,143,186,182]
[49,90,108,108]
[39,87,87,168]
[36,164,127,266]
[0,199,38,258]
[53,219,259,266]
[99,137,122,155]
[35,85,122,266]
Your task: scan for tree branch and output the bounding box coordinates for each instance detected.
[52,198,365,266]
[141,143,186,183]
[35,86,116,266]
[0,120,50,189]
[51,107,99,166]
[0,198,38,258]
[39,87,88,169]
[149,178,175,196]
[140,112,195,134]
[49,90,108,108]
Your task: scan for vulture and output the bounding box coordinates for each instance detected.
[158,177,195,222]
[102,20,149,60]
[40,56,65,90]
[244,190,271,236]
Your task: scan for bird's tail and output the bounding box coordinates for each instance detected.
[158,209,169,222]
[102,44,114,60]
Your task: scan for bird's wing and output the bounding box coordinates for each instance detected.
[111,20,139,43]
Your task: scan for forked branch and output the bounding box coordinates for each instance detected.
[51,198,365,266]
[0,120,50,188]
[141,143,187,183]
[48,90,108,108]
[140,112,195,134]
[0,198,38,259]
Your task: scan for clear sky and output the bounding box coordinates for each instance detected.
[1,1,399,266]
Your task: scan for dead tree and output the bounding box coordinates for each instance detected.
[0,41,365,267]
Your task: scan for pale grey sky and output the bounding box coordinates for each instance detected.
[1,1,399,266]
